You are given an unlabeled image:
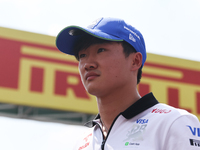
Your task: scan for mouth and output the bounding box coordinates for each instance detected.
[85,72,100,81]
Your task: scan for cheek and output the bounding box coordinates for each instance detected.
[106,59,130,78]
[111,57,125,68]
[104,60,124,76]
[78,64,84,82]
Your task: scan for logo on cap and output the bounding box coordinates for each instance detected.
[124,26,140,40]
[129,34,136,42]
[87,18,103,29]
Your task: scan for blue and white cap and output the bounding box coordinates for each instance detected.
[56,17,146,66]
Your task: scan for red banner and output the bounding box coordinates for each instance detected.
[0,27,200,117]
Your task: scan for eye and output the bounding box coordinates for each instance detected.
[97,48,105,53]
[79,53,86,58]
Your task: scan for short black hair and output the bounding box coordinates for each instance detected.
[73,33,142,84]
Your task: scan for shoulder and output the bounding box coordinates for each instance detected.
[148,103,200,149]
[156,104,200,149]
[148,103,200,132]
[152,103,196,118]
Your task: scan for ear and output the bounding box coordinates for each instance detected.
[130,52,143,71]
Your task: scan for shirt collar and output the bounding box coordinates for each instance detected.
[85,92,158,127]
[121,92,159,119]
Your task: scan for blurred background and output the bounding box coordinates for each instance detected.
[0,0,200,149]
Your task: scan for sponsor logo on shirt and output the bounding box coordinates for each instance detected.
[151,108,171,114]
[190,139,200,147]
[78,142,89,150]
[136,119,148,124]
[78,133,92,150]
[123,119,149,147]
[125,142,140,146]
[187,125,200,137]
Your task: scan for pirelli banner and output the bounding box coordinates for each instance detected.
[0,27,200,118]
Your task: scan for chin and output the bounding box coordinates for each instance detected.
[86,87,103,97]
[87,88,98,96]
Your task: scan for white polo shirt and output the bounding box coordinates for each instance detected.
[73,93,200,150]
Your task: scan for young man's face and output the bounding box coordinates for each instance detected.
[78,42,135,97]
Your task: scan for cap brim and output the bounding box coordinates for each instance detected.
[56,26,123,55]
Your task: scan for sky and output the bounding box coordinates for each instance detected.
[1,0,200,62]
[0,0,200,149]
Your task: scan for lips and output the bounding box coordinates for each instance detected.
[85,72,100,81]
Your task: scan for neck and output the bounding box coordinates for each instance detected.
[97,86,141,131]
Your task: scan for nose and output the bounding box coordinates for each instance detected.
[84,61,98,71]
[83,53,98,71]
[79,49,98,71]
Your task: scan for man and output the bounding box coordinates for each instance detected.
[56,17,200,150]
